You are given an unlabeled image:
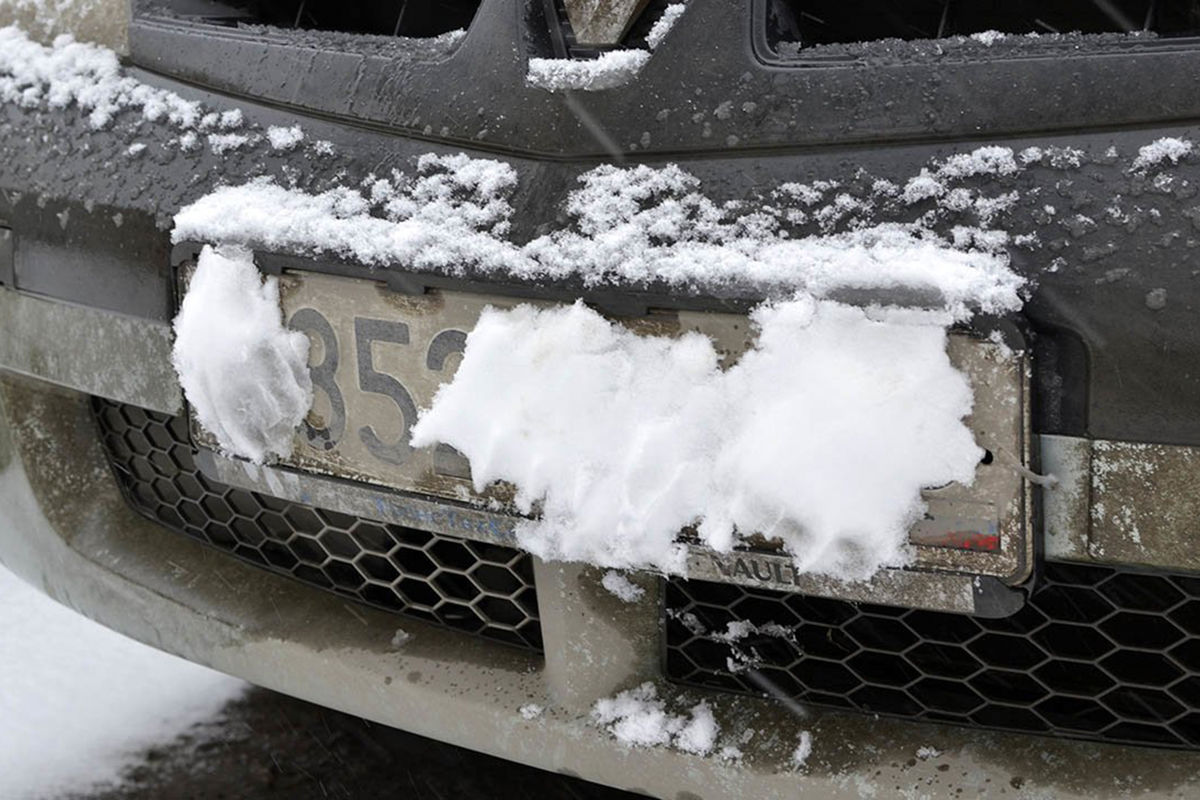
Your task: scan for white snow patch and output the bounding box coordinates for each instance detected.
[871,178,899,197]
[175,161,1022,314]
[974,191,1019,224]
[125,141,146,156]
[207,132,249,154]
[411,297,983,578]
[201,108,242,130]
[714,620,758,642]
[916,746,943,760]
[528,1,686,88]
[646,3,686,50]
[671,610,706,636]
[902,147,1018,208]
[527,50,650,91]
[936,146,1019,179]
[266,124,304,151]
[1045,146,1085,169]
[390,628,411,647]
[591,683,718,755]
[0,567,244,800]
[792,731,814,768]
[814,192,872,230]
[674,702,719,755]
[601,571,646,603]
[969,30,1005,46]
[1019,146,1043,165]
[719,745,744,761]
[902,170,945,204]
[0,25,201,129]
[440,28,467,46]
[519,703,544,720]
[1133,137,1194,171]
[941,187,974,212]
[778,181,834,205]
[951,225,1009,253]
[712,619,795,644]
[171,245,312,464]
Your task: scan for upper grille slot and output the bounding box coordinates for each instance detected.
[150,0,481,38]
[768,0,1200,49]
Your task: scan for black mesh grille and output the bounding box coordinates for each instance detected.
[94,399,542,651]
[665,563,1200,748]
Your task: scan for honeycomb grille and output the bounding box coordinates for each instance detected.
[665,563,1200,748]
[93,399,542,651]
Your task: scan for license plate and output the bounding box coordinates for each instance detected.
[190,265,1031,585]
[274,270,751,504]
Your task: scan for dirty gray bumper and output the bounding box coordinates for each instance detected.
[1,289,1199,799]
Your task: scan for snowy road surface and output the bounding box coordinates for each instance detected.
[0,565,637,799]
[0,566,244,799]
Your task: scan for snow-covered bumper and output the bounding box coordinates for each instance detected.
[0,289,1198,799]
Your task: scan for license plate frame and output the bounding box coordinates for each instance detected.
[179,255,1032,590]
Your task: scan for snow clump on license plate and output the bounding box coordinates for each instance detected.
[171,245,313,464]
[410,295,980,579]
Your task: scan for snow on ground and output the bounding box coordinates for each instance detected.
[171,245,312,463]
[411,297,981,578]
[0,566,244,799]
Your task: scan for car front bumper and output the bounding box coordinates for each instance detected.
[1,288,1199,800]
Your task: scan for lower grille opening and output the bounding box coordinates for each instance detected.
[145,0,481,39]
[93,398,542,652]
[665,563,1200,748]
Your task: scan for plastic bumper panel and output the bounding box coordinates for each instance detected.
[1,298,1199,797]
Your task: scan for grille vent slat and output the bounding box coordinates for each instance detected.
[151,0,481,38]
[768,0,1200,50]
